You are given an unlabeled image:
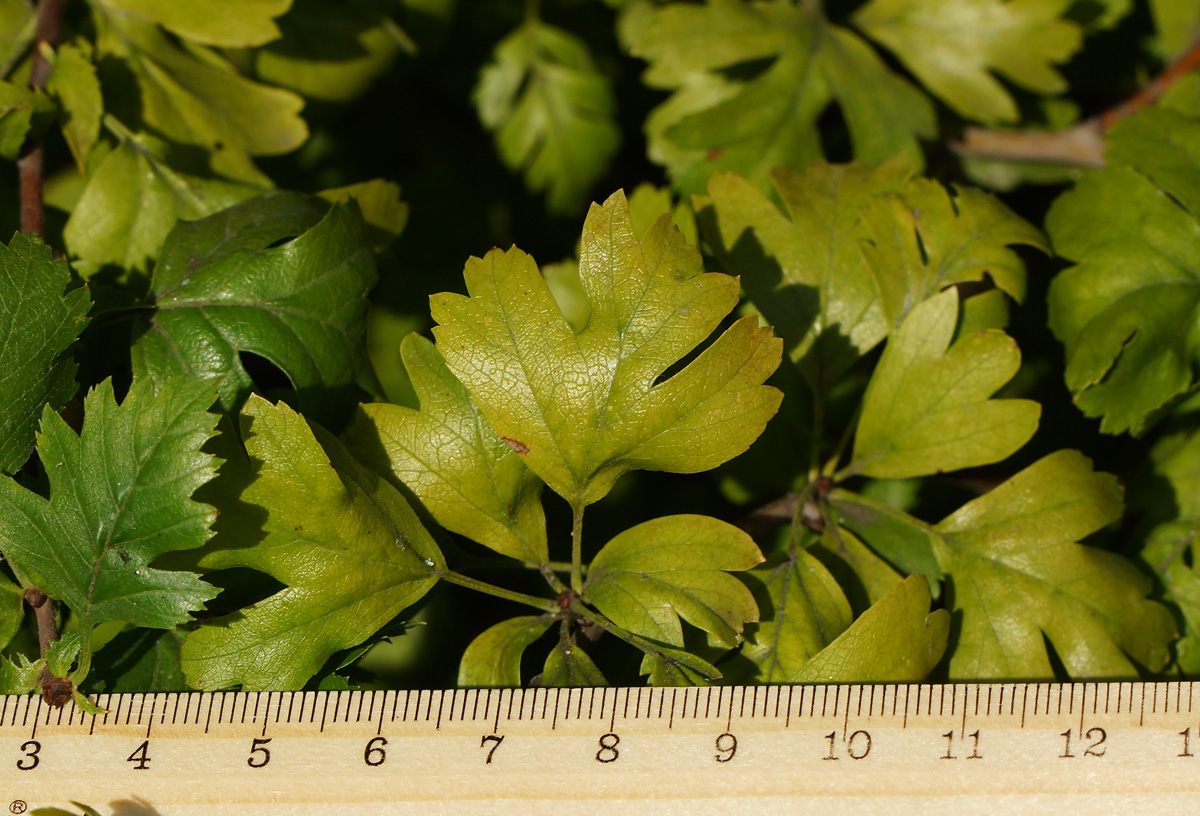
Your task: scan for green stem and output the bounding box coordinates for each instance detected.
[571,505,585,594]
[440,570,560,614]
[825,399,864,482]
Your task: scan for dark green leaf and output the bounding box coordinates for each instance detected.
[132,192,379,425]
[1047,107,1200,435]
[0,232,90,475]
[0,376,220,633]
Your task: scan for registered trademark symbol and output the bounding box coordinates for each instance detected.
[9,800,27,814]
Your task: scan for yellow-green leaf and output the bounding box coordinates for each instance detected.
[458,616,553,687]
[45,42,102,171]
[93,0,292,48]
[795,575,949,683]
[475,19,619,213]
[346,334,548,563]
[849,289,1040,479]
[934,450,1175,679]
[854,0,1082,125]
[583,515,762,650]
[431,190,782,508]
[181,396,443,691]
[740,548,853,682]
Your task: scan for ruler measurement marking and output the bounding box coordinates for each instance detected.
[144,698,155,739]
[27,697,38,739]
[1078,685,1085,737]
[841,688,850,740]
[551,688,560,731]
[668,688,676,730]
[435,690,445,730]
[1141,685,1146,727]
[492,691,502,734]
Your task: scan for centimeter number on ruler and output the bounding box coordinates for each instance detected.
[4,682,1200,815]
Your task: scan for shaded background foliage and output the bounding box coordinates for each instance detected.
[0,0,1196,694]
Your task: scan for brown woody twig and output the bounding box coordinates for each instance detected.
[952,36,1200,168]
[17,0,67,237]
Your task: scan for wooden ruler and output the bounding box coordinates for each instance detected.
[3,682,1200,814]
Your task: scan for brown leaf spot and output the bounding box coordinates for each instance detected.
[706,148,725,161]
[501,437,529,455]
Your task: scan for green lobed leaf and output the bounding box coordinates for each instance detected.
[813,524,903,610]
[1151,0,1200,56]
[0,376,220,632]
[458,615,553,687]
[317,179,408,252]
[0,572,22,652]
[0,79,52,160]
[181,395,444,691]
[62,128,261,274]
[829,489,943,585]
[0,232,90,475]
[93,0,292,47]
[621,0,934,195]
[45,42,102,171]
[627,182,697,247]
[0,0,33,76]
[431,190,782,508]
[475,19,619,214]
[87,628,186,693]
[853,0,1082,125]
[257,0,410,102]
[934,450,1176,679]
[701,161,1043,392]
[97,12,306,184]
[1143,521,1200,674]
[739,548,853,682]
[1047,106,1200,435]
[583,514,763,650]
[636,641,722,686]
[794,575,949,683]
[849,289,1040,479]
[0,654,42,695]
[132,192,379,426]
[346,334,548,563]
[541,627,606,687]
[701,160,912,391]
[859,176,1045,329]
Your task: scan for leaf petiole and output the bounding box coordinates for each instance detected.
[440,570,560,615]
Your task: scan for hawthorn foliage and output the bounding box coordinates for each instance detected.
[0,0,1194,701]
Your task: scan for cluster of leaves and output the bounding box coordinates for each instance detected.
[0,0,1194,706]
